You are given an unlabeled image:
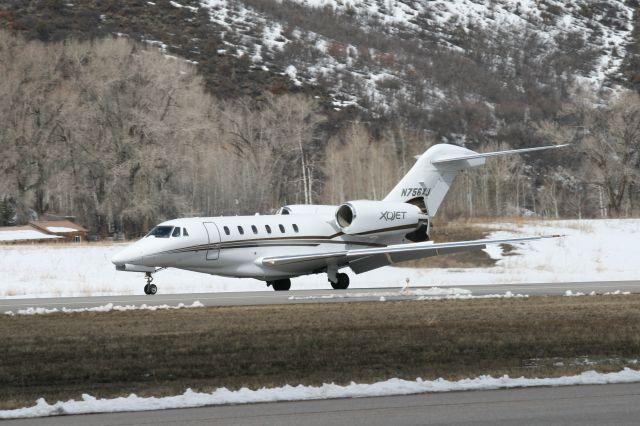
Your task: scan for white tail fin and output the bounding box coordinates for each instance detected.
[383,143,568,216]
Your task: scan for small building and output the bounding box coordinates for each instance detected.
[0,220,88,244]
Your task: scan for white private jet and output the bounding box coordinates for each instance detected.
[112,143,567,294]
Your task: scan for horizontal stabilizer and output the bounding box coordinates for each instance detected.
[431,144,569,165]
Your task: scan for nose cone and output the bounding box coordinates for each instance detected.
[111,244,143,266]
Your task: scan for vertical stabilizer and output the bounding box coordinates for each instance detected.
[383,144,484,216]
[384,143,567,216]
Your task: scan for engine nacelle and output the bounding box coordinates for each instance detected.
[335,200,423,235]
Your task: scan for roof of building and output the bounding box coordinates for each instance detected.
[29,220,87,234]
[0,226,61,242]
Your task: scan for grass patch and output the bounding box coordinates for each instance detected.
[2,295,640,409]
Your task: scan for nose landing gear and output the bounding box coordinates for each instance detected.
[143,272,157,295]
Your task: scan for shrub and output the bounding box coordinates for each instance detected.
[34,20,50,40]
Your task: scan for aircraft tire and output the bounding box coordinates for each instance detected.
[271,279,291,291]
[144,284,150,295]
[148,284,157,295]
[331,273,350,290]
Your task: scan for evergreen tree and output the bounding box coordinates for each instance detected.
[0,197,16,226]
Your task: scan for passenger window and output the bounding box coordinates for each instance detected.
[251,225,258,234]
[265,225,272,234]
[238,226,244,235]
[172,227,181,237]
[223,226,230,235]
[293,224,299,233]
[279,224,285,233]
[183,228,189,237]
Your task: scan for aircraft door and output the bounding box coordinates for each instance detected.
[203,222,221,260]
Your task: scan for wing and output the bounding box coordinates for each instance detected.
[260,235,562,274]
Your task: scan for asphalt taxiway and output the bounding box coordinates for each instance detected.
[1,280,639,311]
[4,382,640,425]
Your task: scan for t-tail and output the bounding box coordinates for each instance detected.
[383,143,569,216]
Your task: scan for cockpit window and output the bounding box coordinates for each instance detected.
[183,228,189,237]
[146,226,173,238]
[172,227,181,237]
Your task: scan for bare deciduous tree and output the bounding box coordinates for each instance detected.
[539,91,640,217]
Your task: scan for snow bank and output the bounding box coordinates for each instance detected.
[3,301,204,316]
[288,287,528,301]
[0,219,638,298]
[3,368,640,419]
[417,290,528,301]
[563,289,629,297]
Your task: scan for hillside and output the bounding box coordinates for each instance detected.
[4,1,637,115]
[203,0,634,116]
[0,1,639,234]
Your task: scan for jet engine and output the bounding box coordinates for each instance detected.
[335,200,425,235]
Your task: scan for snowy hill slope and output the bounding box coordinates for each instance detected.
[199,0,634,115]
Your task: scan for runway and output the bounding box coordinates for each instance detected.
[5,382,640,425]
[1,280,639,311]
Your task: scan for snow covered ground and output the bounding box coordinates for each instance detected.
[3,301,204,316]
[3,368,640,419]
[0,219,638,298]
[287,287,529,302]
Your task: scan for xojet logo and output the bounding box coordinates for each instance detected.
[379,211,407,221]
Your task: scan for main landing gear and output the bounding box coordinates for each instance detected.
[268,279,291,291]
[143,272,157,295]
[330,272,350,290]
